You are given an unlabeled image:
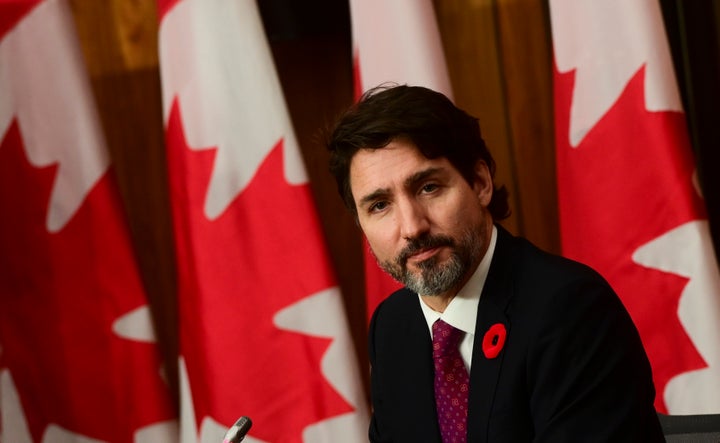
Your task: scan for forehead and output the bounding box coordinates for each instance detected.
[348,140,453,201]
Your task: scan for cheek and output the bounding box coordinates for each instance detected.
[361,221,399,261]
[435,194,483,230]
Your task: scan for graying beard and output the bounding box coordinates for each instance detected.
[403,254,465,296]
[379,225,485,296]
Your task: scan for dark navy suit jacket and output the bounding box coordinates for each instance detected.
[368,226,665,442]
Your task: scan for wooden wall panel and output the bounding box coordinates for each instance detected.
[434,0,559,254]
[494,0,559,254]
[434,0,521,237]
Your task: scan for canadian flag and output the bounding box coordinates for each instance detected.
[550,0,720,414]
[157,1,368,442]
[0,0,178,442]
[349,0,453,320]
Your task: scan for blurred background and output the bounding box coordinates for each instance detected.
[66,0,720,405]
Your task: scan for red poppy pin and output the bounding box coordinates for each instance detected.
[482,323,507,359]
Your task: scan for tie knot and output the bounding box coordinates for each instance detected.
[432,319,464,358]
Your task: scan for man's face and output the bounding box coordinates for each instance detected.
[349,139,494,298]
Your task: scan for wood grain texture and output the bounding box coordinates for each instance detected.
[434,0,521,237]
[434,0,559,253]
[494,0,559,254]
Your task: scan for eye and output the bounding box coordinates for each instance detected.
[420,183,439,194]
[369,200,389,213]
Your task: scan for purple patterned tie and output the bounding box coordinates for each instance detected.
[432,319,470,443]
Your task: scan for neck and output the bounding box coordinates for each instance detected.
[420,293,455,313]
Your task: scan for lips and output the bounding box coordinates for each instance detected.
[407,246,441,262]
[398,234,455,267]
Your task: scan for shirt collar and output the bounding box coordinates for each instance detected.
[419,225,498,336]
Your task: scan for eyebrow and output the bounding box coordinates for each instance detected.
[404,167,443,189]
[357,166,445,209]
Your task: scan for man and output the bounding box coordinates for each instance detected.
[326,85,664,442]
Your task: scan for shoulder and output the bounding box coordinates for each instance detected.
[369,287,419,333]
[504,228,605,280]
[367,287,429,369]
[493,229,646,364]
[489,227,634,341]
[494,226,614,303]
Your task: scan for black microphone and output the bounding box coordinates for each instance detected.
[223,416,252,443]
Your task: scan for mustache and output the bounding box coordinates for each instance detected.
[397,234,455,264]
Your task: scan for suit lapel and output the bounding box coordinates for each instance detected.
[393,291,441,439]
[467,226,516,442]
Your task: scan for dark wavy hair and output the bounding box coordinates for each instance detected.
[326,84,510,220]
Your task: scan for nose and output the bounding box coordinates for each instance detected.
[397,199,431,240]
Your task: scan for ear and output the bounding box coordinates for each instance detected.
[472,160,493,206]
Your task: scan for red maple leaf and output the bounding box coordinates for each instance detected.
[156,0,180,22]
[0,0,40,41]
[165,100,354,442]
[0,120,176,441]
[555,66,708,413]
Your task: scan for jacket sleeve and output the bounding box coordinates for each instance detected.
[368,304,390,443]
[526,276,665,442]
